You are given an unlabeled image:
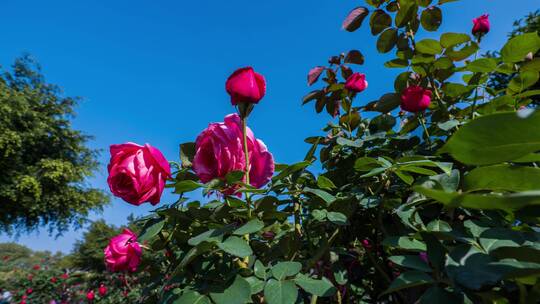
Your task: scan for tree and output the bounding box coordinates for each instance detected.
[0,55,109,234]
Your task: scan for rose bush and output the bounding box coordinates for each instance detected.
[22,1,533,303]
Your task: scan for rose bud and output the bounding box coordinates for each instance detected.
[107,143,171,206]
[193,114,274,194]
[60,273,69,279]
[226,67,266,105]
[472,14,490,37]
[98,284,107,297]
[32,265,40,270]
[50,277,57,283]
[104,229,142,272]
[361,239,372,250]
[419,252,429,264]
[344,73,368,93]
[262,231,276,240]
[86,290,95,301]
[400,86,432,113]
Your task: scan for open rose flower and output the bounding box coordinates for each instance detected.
[107,143,171,206]
[400,86,432,113]
[193,113,274,193]
[226,67,266,105]
[344,72,368,93]
[472,14,490,36]
[104,229,142,272]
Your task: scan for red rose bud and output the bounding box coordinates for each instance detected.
[22,295,28,300]
[344,73,368,93]
[32,265,40,270]
[472,14,490,37]
[98,284,107,297]
[50,277,57,283]
[107,143,171,206]
[225,67,266,105]
[86,290,95,301]
[400,86,432,113]
[26,288,33,294]
[27,275,33,281]
[60,273,69,279]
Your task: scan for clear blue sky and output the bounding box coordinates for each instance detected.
[0,0,537,253]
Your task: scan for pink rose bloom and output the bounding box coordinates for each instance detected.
[104,229,142,272]
[86,290,95,301]
[107,143,171,206]
[400,86,432,113]
[98,284,107,296]
[344,73,368,93]
[472,14,490,36]
[226,67,266,105]
[193,114,274,193]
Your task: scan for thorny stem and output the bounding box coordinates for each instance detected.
[470,51,480,119]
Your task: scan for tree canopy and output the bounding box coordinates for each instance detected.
[0,55,109,234]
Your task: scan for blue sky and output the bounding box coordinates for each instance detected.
[0,0,538,253]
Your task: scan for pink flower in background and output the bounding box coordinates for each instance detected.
[344,73,368,93]
[226,67,266,105]
[107,143,171,206]
[400,86,432,113]
[472,14,490,36]
[104,229,142,272]
[98,284,107,296]
[26,288,33,294]
[193,114,274,192]
[86,290,95,301]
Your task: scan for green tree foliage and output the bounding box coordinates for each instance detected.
[0,55,109,234]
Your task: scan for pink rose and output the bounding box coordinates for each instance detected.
[98,284,107,297]
[86,290,95,301]
[104,229,142,272]
[400,86,432,113]
[193,114,274,192]
[472,14,490,36]
[226,67,266,105]
[107,143,171,206]
[344,73,368,93]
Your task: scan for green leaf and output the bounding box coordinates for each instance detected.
[233,219,264,235]
[395,0,418,27]
[419,287,462,304]
[217,236,253,258]
[254,260,268,280]
[303,187,336,204]
[225,170,245,184]
[175,180,203,193]
[336,137,362,148]
[317,175,336,190]
[188,229,224,246]
[440,32,470,48]
[501,32,540,63]
[388,255,432,272]
[426,220,451,232]
[342,7,370,32]
[273,161,311,181]
[416,39,442,55]
[245,276,265,295]
[464,164,540,192]
[382,271,434,295]
[180,142,196,168]
[209,276,251,304]
[294,274,336,297]
[440,111,540,165]
[414,186,540,212]
[370,9,392,35]
[446,42,479,61]
[377,28,398,53]
[466,58,497,73]
[264,279,298,304]
[138,217,165,242]
[395,170,414,185]
[327,212,348,225]
[272,262,302,280]
[383,236,427,251]
[344,50,365,65]
[420,6,442,31]
[174,290,211,304]
[508,71,540,94]
[364,93,401,113]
